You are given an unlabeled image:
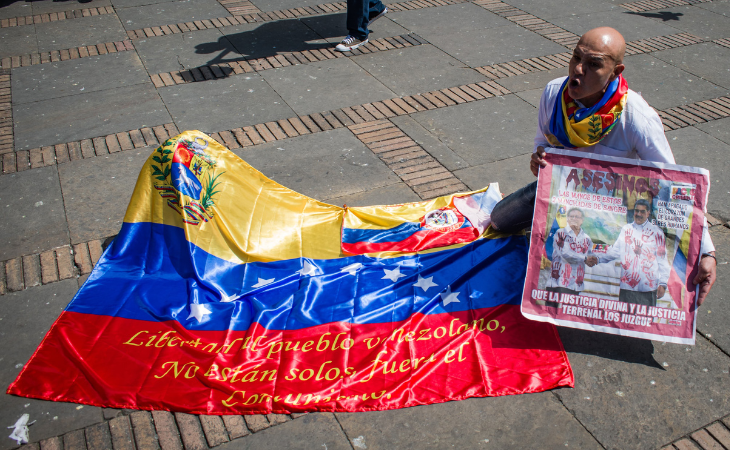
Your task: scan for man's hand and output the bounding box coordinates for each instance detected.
[657,285,665,299]
[693,253,717,306]
[530,146,547,176]
[585,255,598,267]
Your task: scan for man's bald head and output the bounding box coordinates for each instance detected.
[578,27,626,65]
[567,27,627,106]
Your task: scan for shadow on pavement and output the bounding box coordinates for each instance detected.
[626,11,684,22]
[558,326,664,369]
[195,18,338,67]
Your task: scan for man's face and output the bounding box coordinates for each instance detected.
[567,43,617,102]
[567,211,584,229]
[633,205,649,225]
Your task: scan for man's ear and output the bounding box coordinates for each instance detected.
[613,63,625,79]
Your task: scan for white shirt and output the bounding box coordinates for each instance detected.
[546,226,593,292]
[598,220,671,292]
[535,77,714,254]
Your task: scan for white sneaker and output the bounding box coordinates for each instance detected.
[335,35,369,52]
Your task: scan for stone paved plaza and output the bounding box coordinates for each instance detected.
[1,0,730,448]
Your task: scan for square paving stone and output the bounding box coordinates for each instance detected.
[0,25,39,59]
[0,166,69,261]
[14,82,172,150]
[454,153,534,196]
[389,3,508,37]
[652,43,730,90]
[116,0,228,30]
[620,54,729,111]
[501,0,620,20]
[696,226,730,356]
[411,95,538,167]
[300,14,410,44]
[515,87,544,108]
[159,74,295,132]
[12,51,150,104]
[110,0,175,8]
[35,13,128,53]
[59,147,155,244]
[695,117,730,146]
[549,10,682,42]
[31,0,111,14]
[222,19,328,60]
[556,328,730,450]
[696,1,730,15]
[260,57,395,116]
[133,28,237,74]
[0,0,32,19]
[389,4,567,68]
[492,67,566,94]
[335,392,602,449]
[351,44,488,97]
[233,127,400,201]
[0,280,104,450]
[390,115,468,172]
[216,413,351,450]
[326,182,421,207]
[634,6,730,41]
[666,126,730,221]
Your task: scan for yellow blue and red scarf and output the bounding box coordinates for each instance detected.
[547,75,628,148]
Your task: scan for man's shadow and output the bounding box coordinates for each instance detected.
[194,16,347,70]
[559,326,664,369]
[626,11,684,22]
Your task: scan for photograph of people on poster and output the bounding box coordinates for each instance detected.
[521,149,710,344]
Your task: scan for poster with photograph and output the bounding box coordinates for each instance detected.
[521,149,710,344]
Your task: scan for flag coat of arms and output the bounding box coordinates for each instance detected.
[8,131,573,414]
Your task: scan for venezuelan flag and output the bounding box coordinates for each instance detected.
[8,131,572,414]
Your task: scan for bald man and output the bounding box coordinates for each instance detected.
[491,27,717,305]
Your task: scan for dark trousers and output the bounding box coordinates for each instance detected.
[347,0,386,39]
[545,286,579,308]
[490,181,538,233]
[619,289,657,307]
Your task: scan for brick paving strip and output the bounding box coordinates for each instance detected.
[123,0,470,41]
[473,0,580,47]
[663,414,730,450]
[0,80,511,195]
[476,33,704,80]
[714,38,730,49]
[0,40,134,70]
[656,96,730,131]
[4,84,729,178]
[0,5,115,28]
[149,34,427,88]
[0,68,11,156]
[349,119,469,199]
[620,0,711,13]
[13,409,304,450]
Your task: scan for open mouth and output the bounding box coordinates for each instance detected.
[569,79,580,88]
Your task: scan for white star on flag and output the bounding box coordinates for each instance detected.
[440,286,460,306]
[299,260,317,276]
[187,303,212,323]
[219,290,241,303]
[341,263,363,276]
[382,266,406,282]
[413,275,438,292]
[252,277,275,288]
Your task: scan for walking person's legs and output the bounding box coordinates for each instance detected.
[336,0,387,51]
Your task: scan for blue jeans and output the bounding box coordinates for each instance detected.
[347,0,386,40]
[490,181,537,233]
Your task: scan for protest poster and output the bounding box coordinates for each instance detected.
[521,149,710,344]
